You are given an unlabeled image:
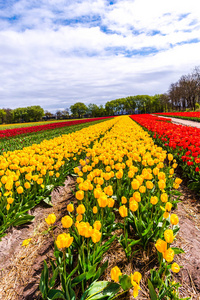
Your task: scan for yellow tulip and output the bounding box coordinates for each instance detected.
[155,238,167,253]
[164,229,174,243]
[170,214,179,225]
[61,215,73,228]
[67,203,74,212]
[110,266,122,282]
[77,204,86,215]
[56,233,73,249]
[76,190,84,201]
[171,262,180,273]
[119,205,128,217]
[163,248,174,262]
[45,213,56,225]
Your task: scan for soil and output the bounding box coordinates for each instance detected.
[0,176,76,300]
[0,176,200,300]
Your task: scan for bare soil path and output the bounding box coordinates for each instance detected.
[0,176,75,300]
[154,115,200,128]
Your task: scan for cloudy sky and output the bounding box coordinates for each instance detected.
[0,0,200,112]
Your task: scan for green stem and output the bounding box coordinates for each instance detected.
[151,205,153,220]
[111,289,129,300]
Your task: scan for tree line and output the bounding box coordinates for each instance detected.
[0,95,168,124]
[1,66,200,124]
[167,66,200,111]
[0,106,44,124]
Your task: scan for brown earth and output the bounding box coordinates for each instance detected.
[0,176,200,300]
[0,176,76,300]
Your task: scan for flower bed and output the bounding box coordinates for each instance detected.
[0,117,112,139]
[130,114,200,191]
[0,116,185,299]
[156,111,200,122]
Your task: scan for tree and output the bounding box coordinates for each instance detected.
[87,104,99,117]
[70,102,88,118]
[55,110,63,119]
[12,107,28,122]
[26,106,44,121]
[62,108,69,119]
[0,109,6,124]
[105,101,115,115]
[2,108,13,124]
[44,110,54,120]
[98,105,106,117]
[124,96,136,114]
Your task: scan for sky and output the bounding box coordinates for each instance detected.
[0,0,200,113]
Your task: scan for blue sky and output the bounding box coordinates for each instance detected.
[0,0,200,112]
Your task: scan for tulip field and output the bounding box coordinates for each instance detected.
[1,115,199,299]
[156,112,200,122]
[130,114,200,191]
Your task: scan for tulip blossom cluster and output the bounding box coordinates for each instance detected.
[2,115,185,299]
[130,114,200,190]
[0,117,119,236]
[111,266,142,297]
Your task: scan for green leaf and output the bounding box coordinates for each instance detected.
[119,275,132,291]
[43,197,53,206]
[69,284,76,300]
[81,281,120,300]
[142,221,153,237]
[12,214,35,226]
[102,282,120,299]
[49,267,59,288]
[93,261,108,281]
[18,200,36,212]
[128,238,141,247]
[148,279,158,300]
[39,260,49,298]
[50,259,56,272]
[171,247,184,254]
[71,273,86,287]
[173,225,180,235]
[171,190,182,196]
[47,289,66,300]
[86,264,97,280]
[80,281,108,300]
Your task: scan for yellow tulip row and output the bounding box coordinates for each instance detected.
[0,117,120,223]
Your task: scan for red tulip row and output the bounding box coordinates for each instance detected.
[155,111,200,122]
[0,117,112,139]
[130,114,200,190]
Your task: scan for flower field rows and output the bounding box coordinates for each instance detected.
[0,116,186,299]
[0,117,116,237]
[156,111,200,122]
[130,114,200,191]
[0,118,83,130]
[0,116,112,139]
[0,118,111,155]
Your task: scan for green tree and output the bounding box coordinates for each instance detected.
[105,101,115,115]
[12,107,28,123]
[26,106,44,122]
[70,102,88,118]
[87,104,99,117]
[124,96,136,114]
[98,105,106,116]
[0,109,6,124]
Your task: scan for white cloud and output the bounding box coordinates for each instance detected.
[0,0,200,111]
